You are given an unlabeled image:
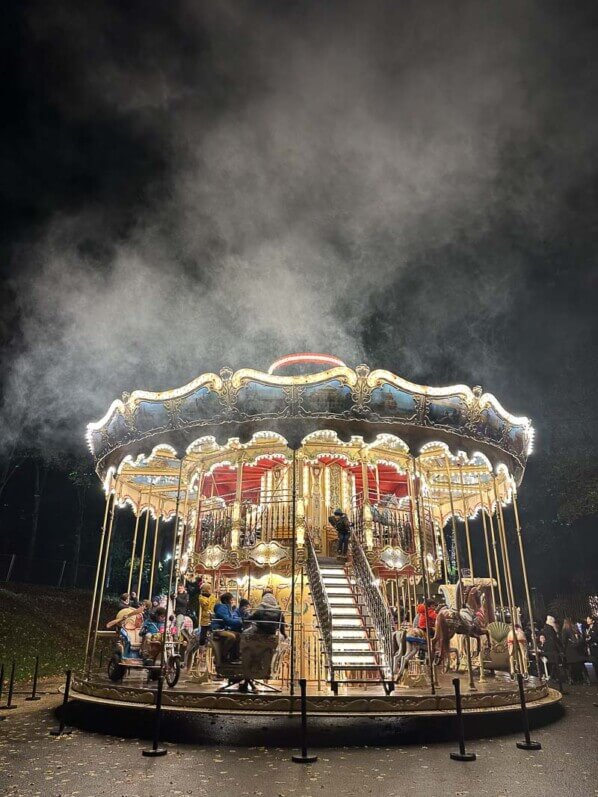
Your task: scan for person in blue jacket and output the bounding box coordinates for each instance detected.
[211,592,243,661]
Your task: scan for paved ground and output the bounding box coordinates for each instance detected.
[0,681,597,797]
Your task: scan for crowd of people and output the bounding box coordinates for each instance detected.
[536,614,598,683]
[115,580,288,675]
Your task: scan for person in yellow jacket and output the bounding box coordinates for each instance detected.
[198,583,216,646]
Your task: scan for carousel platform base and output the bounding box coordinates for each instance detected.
[72,672,560,718]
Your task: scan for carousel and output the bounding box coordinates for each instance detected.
[73,353,560,717]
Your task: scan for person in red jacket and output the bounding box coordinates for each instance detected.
[416,598,438,635]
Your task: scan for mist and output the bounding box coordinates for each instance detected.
[2,0,597,454]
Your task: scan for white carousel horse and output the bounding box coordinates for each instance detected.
[393,626,427,681]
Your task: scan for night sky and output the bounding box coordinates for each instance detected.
[1,1,598,601]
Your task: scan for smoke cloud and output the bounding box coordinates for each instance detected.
[2,0,597,453]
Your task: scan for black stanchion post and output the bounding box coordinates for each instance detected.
[142,675,167,757]
[292,678,317,763]
[26,657,41,702]
[450,678,476,762]
[0,662,18,711]
[50,670,73,736]
[515,673,541,750]
[99,649,104,670]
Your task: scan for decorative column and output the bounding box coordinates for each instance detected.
[136,479,154,596]
[231,455,244,550]
[360,450,374,550]
[295,450,306,548]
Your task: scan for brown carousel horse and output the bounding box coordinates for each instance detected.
[433,585,491,670]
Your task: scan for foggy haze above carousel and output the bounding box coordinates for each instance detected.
[75,353,559,721]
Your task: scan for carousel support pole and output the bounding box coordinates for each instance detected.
[486,497,506,615]
[300,565,305,681]
[89,479,119,673]
[493,477,523,676]
[160,459,185,669]
[400,581,407,624]
[412,458,436,694]
[148,514,161,601]
[444,457,476,691]
[137,481,154,597]
[83,488,113,677]
[478,482,497,611]
[127,501,142,596]
[458,464,475,581]
[511,489,542,679]
[290,447,298,699]
[193,470,205,555]
[459,464,485,683]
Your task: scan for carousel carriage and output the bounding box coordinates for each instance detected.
[107,609,182,687]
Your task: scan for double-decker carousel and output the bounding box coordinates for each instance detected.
[73,354,560,717]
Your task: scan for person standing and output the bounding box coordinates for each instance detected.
[562,617,586,683]
[330,509,352,558]
[198,584,216,646]
[539,615,563,682]
[586,616,598,674]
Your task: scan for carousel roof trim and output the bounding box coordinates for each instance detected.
[87,359,534,481]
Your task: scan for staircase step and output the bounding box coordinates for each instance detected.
[331,619,362,627]
[331,663,383,671]
[322,577,349,585]
[331,629,368,638]
[332,648,378,655]
[326,588,352,595]
[332,642,371,650]
[320,568,346,575]
[327,597,355,605]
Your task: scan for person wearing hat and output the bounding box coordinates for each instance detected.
[329,508,352,558]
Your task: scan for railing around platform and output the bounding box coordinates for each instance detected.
[371,505,414,551]
[350,535,394,680]
[305,533,334,685]
[240,493,294,547]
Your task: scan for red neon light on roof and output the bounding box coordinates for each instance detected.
[268,353,346,375]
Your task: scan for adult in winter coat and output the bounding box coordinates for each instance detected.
[586,616,598,668]
[539,615,563,681]
[562,617,586,683]
[329,509,352,557]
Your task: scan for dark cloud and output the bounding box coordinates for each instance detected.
[1,0,597,455]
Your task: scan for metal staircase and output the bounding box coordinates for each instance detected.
[306,534,393,694]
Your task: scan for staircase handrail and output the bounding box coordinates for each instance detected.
[305,532,334,676]
[350,534,394,679]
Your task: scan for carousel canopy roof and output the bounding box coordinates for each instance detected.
[87,354,533,482]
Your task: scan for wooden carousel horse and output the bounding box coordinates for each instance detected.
[433,585,491,670]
